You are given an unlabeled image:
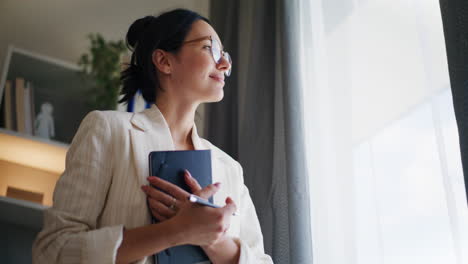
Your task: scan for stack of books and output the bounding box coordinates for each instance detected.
[2,78,35,135]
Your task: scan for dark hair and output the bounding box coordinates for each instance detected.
[119,9,210,104]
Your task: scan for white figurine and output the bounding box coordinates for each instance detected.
[34,102,55,139]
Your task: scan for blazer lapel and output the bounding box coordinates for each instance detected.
[129,105,175,184]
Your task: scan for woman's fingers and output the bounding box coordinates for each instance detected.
[184,170,202,192]
[223,197,237,216]
[196,182,221,200]
[150,207,168,222]
[142,184,180,221]
[147,176,189,200]
[148,197,177,217]
[141,185,177,207]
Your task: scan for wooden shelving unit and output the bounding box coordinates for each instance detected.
[0,128,68,206]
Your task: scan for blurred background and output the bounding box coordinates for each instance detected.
[1,0,467,264]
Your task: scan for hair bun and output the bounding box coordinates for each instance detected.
[126,16,155,50]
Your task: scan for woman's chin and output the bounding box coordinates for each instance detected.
[211,94,224,103]
[206,90,224,103]
[196,86,224,103]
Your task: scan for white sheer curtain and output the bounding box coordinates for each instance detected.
[298,0,468,263]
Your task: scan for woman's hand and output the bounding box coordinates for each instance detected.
[171,195,237,247]
[173,170,238,247]
[141,170,237,247]
[141,170,220,221]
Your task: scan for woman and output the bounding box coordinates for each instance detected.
[32,8,273,264]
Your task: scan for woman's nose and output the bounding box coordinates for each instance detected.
[216,55,231,75]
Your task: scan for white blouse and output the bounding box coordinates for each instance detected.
[32,105,273,264]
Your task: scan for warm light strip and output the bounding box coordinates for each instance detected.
[0,132,68,174]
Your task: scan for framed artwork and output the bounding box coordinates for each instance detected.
[0,45,95,144]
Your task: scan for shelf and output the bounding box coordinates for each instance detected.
[0,128,69,148]
[0,129,66,206]
[0,128,68,174]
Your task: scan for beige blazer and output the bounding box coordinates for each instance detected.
[32,105,273,264]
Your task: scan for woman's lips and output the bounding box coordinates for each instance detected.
[210,75,225,83]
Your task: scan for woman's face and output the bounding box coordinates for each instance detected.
[165,20,231,104]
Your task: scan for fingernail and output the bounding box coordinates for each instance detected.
[214,182,221,187]
[185,170,192,178]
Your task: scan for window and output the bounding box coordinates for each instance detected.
[300,0,468,263]
[354,89,468,264]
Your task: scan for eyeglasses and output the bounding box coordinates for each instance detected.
[182,36,232,77]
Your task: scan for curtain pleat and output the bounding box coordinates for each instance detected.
[439,0,468,205]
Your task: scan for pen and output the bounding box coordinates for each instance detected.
[188,194,238,216]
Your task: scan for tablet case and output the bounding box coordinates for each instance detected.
[148,150,212,264]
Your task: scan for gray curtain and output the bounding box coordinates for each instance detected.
[439,0,468,205]
[206,0,313,263]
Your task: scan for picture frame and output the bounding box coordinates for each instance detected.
[0,45,95,144]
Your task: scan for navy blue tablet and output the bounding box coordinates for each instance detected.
[149,150,212,264]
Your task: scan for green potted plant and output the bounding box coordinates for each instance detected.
[78,33,127,110]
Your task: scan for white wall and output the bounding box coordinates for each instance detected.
[0,0,210,135]
[0,0,210,69]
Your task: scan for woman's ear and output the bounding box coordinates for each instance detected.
[152,49,172,74]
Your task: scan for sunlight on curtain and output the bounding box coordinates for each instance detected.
[299,0,468,263]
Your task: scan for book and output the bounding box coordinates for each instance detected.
[11,78,36,135]
[148,150,212,264]
[15,78,25,133]
[3,80,13,130]
[8,79,17,130]
[23,81,35,135]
